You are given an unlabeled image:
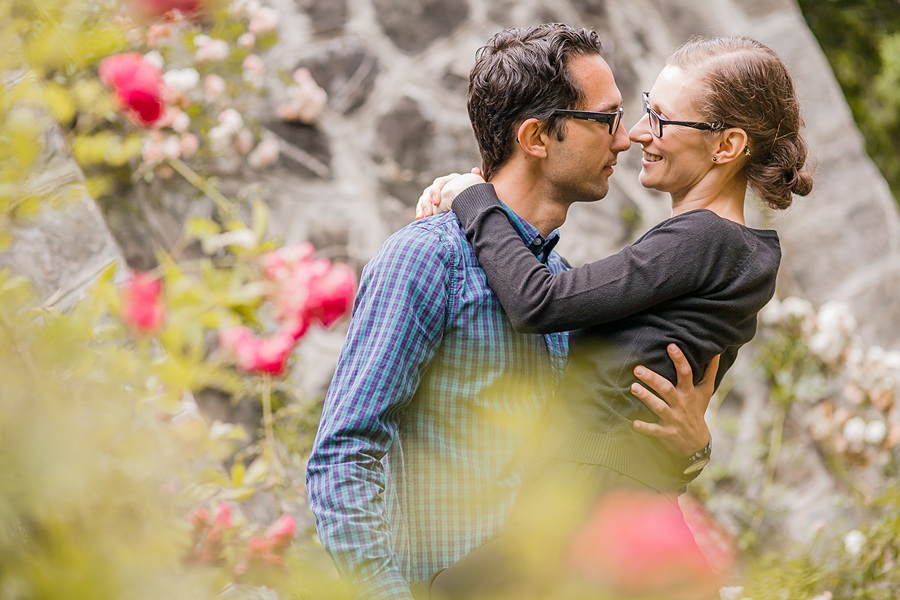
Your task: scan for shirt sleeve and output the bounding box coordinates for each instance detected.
[306,225,453,600]
[452,183,727,334]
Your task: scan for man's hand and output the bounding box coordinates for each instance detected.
[630,344,719,458]
[414,169,485,220]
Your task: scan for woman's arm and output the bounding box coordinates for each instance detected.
[453,183,722,333]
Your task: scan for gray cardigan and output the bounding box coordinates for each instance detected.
[452,183,781,480]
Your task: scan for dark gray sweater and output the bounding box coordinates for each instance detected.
[452,183,781,480]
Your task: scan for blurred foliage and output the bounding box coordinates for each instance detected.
[798,0,900,203]
[698,296,900,599]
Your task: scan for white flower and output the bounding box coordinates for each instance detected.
[249,6,279,36]
[196,38,229,62]
[143,50,165,69]
[208,124,233,152]
[810,593,833,600]
[180,133,200,157]
[242,54,266,88]
[162,135,182,159]
[719,587,746,600]
[843,529,866,556]
[277,68,328,124]
[204,74,227,103]
[864,419,887,445]
[170,110,191,133]
[808,330,844,364]
[163,68,200,93]
[781,296,814,321]
[218,109,245,135]
[234,128,255,155]
[842,416,866,444]
[759,298,782,325]
[817,301,856,334]
[247,137,280,169]
[238,32,256,48]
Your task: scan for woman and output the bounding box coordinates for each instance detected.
[415,36,813,599]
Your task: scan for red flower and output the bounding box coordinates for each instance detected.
[564,490,723,599]
[121,272,166,335]
[130,0,208,18]
[219,326,298,376]
[261,244,356,332]
[266,514,296,550]
[305,263,356,327]
[214,502,233,529]
[99,53,166,126]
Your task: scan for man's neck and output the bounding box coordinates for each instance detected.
[489,168,569,237]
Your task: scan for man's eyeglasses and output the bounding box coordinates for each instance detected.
[642,92,728,138]
[552,106,624,136]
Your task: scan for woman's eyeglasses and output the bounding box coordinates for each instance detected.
[642,92,728,138]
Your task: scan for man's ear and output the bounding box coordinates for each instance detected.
[515,118,549,159]
[712,128,749,164]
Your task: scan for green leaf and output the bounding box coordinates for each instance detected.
[42,81,76,124]
[230,460,245,487]
[251,198,268,241]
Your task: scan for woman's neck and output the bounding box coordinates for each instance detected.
[671,175,748,225]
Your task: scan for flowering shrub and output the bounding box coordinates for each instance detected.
[0,1,354,596]
[698,296,900,599]
[1,0,328,224]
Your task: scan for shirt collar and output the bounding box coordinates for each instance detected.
[499,200,562,264]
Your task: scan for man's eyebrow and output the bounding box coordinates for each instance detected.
[592,100,622,113]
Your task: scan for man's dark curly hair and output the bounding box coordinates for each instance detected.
[467,23,604,179]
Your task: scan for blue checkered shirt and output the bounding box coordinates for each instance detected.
[306,208,568,599]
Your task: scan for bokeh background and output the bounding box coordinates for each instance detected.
[2,0,900,598]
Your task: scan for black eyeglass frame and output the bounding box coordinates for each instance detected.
[552,106,624,136]
[642,92,729,138]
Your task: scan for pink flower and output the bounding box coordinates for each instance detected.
[563,490,722,598]
[214,502,232,528]
[121,272,166,335]
[261,244,356,330]
[266,514,296,550]
[219,326,297,376]
[99,53,167,126]
[305,263,356,327]
[132,0,205,17]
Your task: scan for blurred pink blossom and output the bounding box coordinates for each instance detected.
[248,6,279,35]
[99,53,167,126]
[247,137,280,169]
[266,514,296,549]
[261,243,356,329]
[277,68,327,124]
[194,34,229,62]
[564,490,722,599]
[203,74,227,103]
[121,272,166,335]
[219,326,297,376]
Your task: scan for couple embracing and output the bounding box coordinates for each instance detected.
[307,23,812,600]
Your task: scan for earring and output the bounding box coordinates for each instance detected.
[744,145,751,156]
[711,156,718,162]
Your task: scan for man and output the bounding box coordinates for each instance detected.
[306,24,715,600]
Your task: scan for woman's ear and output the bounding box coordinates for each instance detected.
[515,118,549,158]
[713,127,750,164]
[712,128,749,164]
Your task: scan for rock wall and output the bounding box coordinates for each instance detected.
[255,0,900,350]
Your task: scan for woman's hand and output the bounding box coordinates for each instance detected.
[414,169,485,220]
